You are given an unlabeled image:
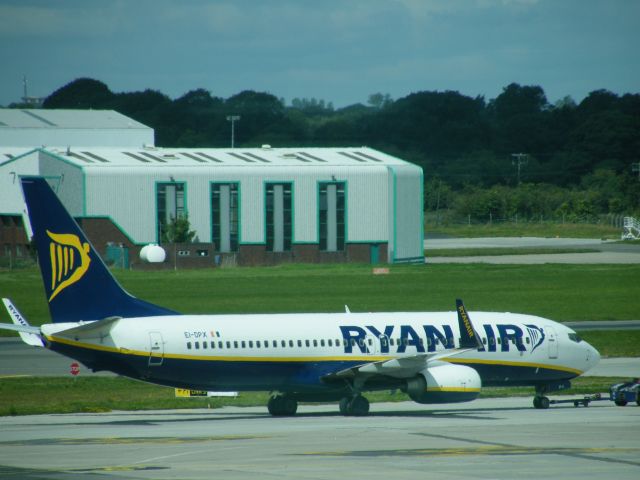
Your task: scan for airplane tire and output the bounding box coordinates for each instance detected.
[350,395,370,416]
[268,395,298,416]
[533,396,550,409]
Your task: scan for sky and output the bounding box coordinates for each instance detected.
[1,0,638,108]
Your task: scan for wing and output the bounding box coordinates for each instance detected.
[324,348,474,383]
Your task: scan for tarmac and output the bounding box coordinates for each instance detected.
[424,237,640,264]
[1,398,639,480]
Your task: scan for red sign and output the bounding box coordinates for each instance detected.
[70,362,80,376]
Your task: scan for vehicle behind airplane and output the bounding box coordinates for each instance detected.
[0,177,600,415]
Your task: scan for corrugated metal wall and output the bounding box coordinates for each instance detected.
[83,166,392,246]
[388,164,424,262]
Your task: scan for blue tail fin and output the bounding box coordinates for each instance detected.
[21,177,177,322]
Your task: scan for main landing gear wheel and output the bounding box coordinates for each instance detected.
[339,395,370,416]
[533,396,550,409]
[267,395,298,416]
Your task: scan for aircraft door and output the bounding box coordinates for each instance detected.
[148,331,164,366]
[546,326,558,359]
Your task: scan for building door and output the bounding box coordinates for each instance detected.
[370,244,380,264]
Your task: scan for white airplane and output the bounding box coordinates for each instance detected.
[0,177,600,415]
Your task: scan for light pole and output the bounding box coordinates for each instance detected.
[226,115,240,148]
[511,153,528,185]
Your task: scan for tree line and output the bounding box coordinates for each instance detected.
[20,78,640,217]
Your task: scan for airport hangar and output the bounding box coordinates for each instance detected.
[0,108,424,267]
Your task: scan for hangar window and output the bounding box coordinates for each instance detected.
[266,183,293,252]
[157,182,186,243]
[319,182,345,251]
[211,183,239,253]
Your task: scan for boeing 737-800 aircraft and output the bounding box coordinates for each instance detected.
[0,177,599,415]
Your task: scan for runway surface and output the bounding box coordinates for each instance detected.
[1,398,639,480]
[424,237,640,264]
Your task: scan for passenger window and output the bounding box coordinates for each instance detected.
[289,340,294,348]
[390,338,394,346]
[305,340,310,347]
[234,341,239,349]
[187,342,192,349]
[350,339,355,347]
[335,339,341,347]
[226,341,231,349]
[321,339,326,347]
[328,339,333,347]
[219,341,224,349]
[211,341,215,349]
[202,342,207,349]
[482,338,487,345]
[297,340,302,347]
[241,341,246,349]
[419,338,424,346]
[195,342,200,349]
[313,339,318,347]
[249,341,253,348]
[256,341,261,348]
[281,340,286,348]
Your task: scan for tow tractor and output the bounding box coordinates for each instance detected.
[610,379,640,407]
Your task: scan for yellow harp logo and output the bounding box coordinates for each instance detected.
[47,231,91,302]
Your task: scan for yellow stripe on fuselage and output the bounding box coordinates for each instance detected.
[46,334,584,376]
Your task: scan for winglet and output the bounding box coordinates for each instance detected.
[456,299,483,350]
[1,298,44,347]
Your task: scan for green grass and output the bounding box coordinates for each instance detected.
[0,375,626,416]
[1,264,639,334]
[426,222,621,239]
[577,330,640,357]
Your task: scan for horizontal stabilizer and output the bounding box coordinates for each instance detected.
[1,298,44,347]
[48,316,121,341]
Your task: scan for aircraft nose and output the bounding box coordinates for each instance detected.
[584,342,600,372]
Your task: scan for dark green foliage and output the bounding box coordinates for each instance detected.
[41,78,639,200]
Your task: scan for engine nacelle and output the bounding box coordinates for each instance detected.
[405,363,481,404]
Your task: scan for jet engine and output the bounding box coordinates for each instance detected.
[404,362,481,404]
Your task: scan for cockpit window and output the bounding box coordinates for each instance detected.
[568,333,582,343]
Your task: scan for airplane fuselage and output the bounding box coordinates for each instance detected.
[40,311,598,396]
